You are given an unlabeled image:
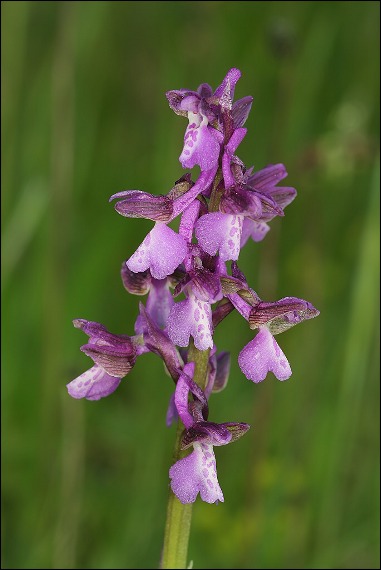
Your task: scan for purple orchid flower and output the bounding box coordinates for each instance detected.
[240,163,297,245]
[166,348,231,428]
[67,319,141,400]
[169,363,250,504]
[229,289,319,382]
[167,68,246,175]
[121,266,175,332]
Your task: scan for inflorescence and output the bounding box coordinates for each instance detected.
[67,69,319,504]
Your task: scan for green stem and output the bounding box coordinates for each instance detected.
[160,343,210,569]
[208,168,223,213]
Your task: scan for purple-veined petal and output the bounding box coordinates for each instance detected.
[169,443,224,504]
[166,89,199,116]
[181,421,232,449]
[205,349,217,397]
[73,320,138,366]
[179,199,200,242]
[214,68,241,104]
[179,95,201,113]
[80,342,136,377]
[232,96,253,128]
[127,222,187,280]
[110,190,173,222]
[238,327,292,383]
[72,319,110,344]
[138,304,182,382]
[145,278,174,329]
[240,218,270,246]
[121,265,151,295]
[246,163,288,189]
[172,168,216,219]
[213,352,231,393]
[249,191,284,219]
[265,186,297,211]
[219,422,251,442]
[197,83,213,98]
[249,297,319,334]
[176,362,209,421]
[67,365,121,401]
[195,213,243,262]
[190,267,222,303]
[166,392,178,427]
[228,292,252,321]
[167,293,213,351]
[220,187,263,217]
[180,116,220,172]
[222,128,247,189]
[174,362,196,428]
[226,128,247,154]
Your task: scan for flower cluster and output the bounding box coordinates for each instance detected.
[68,69,319,504]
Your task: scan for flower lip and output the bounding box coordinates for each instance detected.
[126,222,187,280]
[67,365,122,401]
[238,327,292,383]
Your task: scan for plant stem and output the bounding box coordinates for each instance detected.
[160,343,210,569]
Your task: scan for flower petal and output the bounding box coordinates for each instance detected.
[174,362,196,428]
[145,278,174,329]
[110,190,173,222]
[214,68,241,104]
[220,422,251,443]
[127,223,187,280]
[213,352,231,393]
[167,294,213,351]
[80,342,136,377]
[249,297,320,334]
[220,187,262,217]
[190,268,222,303]
[181,421,232,449]
[179,199,201,242]
[172,168,216,219]
[195,213,243,261]
[121,265,151,295]
[180,120,220,172]
[138,304,182,382]
[169,443,224,504]
[232,96,253,128]
[238,327,292,383]
[166,89,199,116]
[166,392,178,427]
[246,163,288,189]
[240,218,270,246]
[67,365,121,400]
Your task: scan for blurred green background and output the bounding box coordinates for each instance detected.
[2,1,380,568]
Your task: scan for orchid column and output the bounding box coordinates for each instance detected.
[67,68,319,569]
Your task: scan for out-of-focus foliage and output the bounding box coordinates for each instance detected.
[2,1,379,568]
